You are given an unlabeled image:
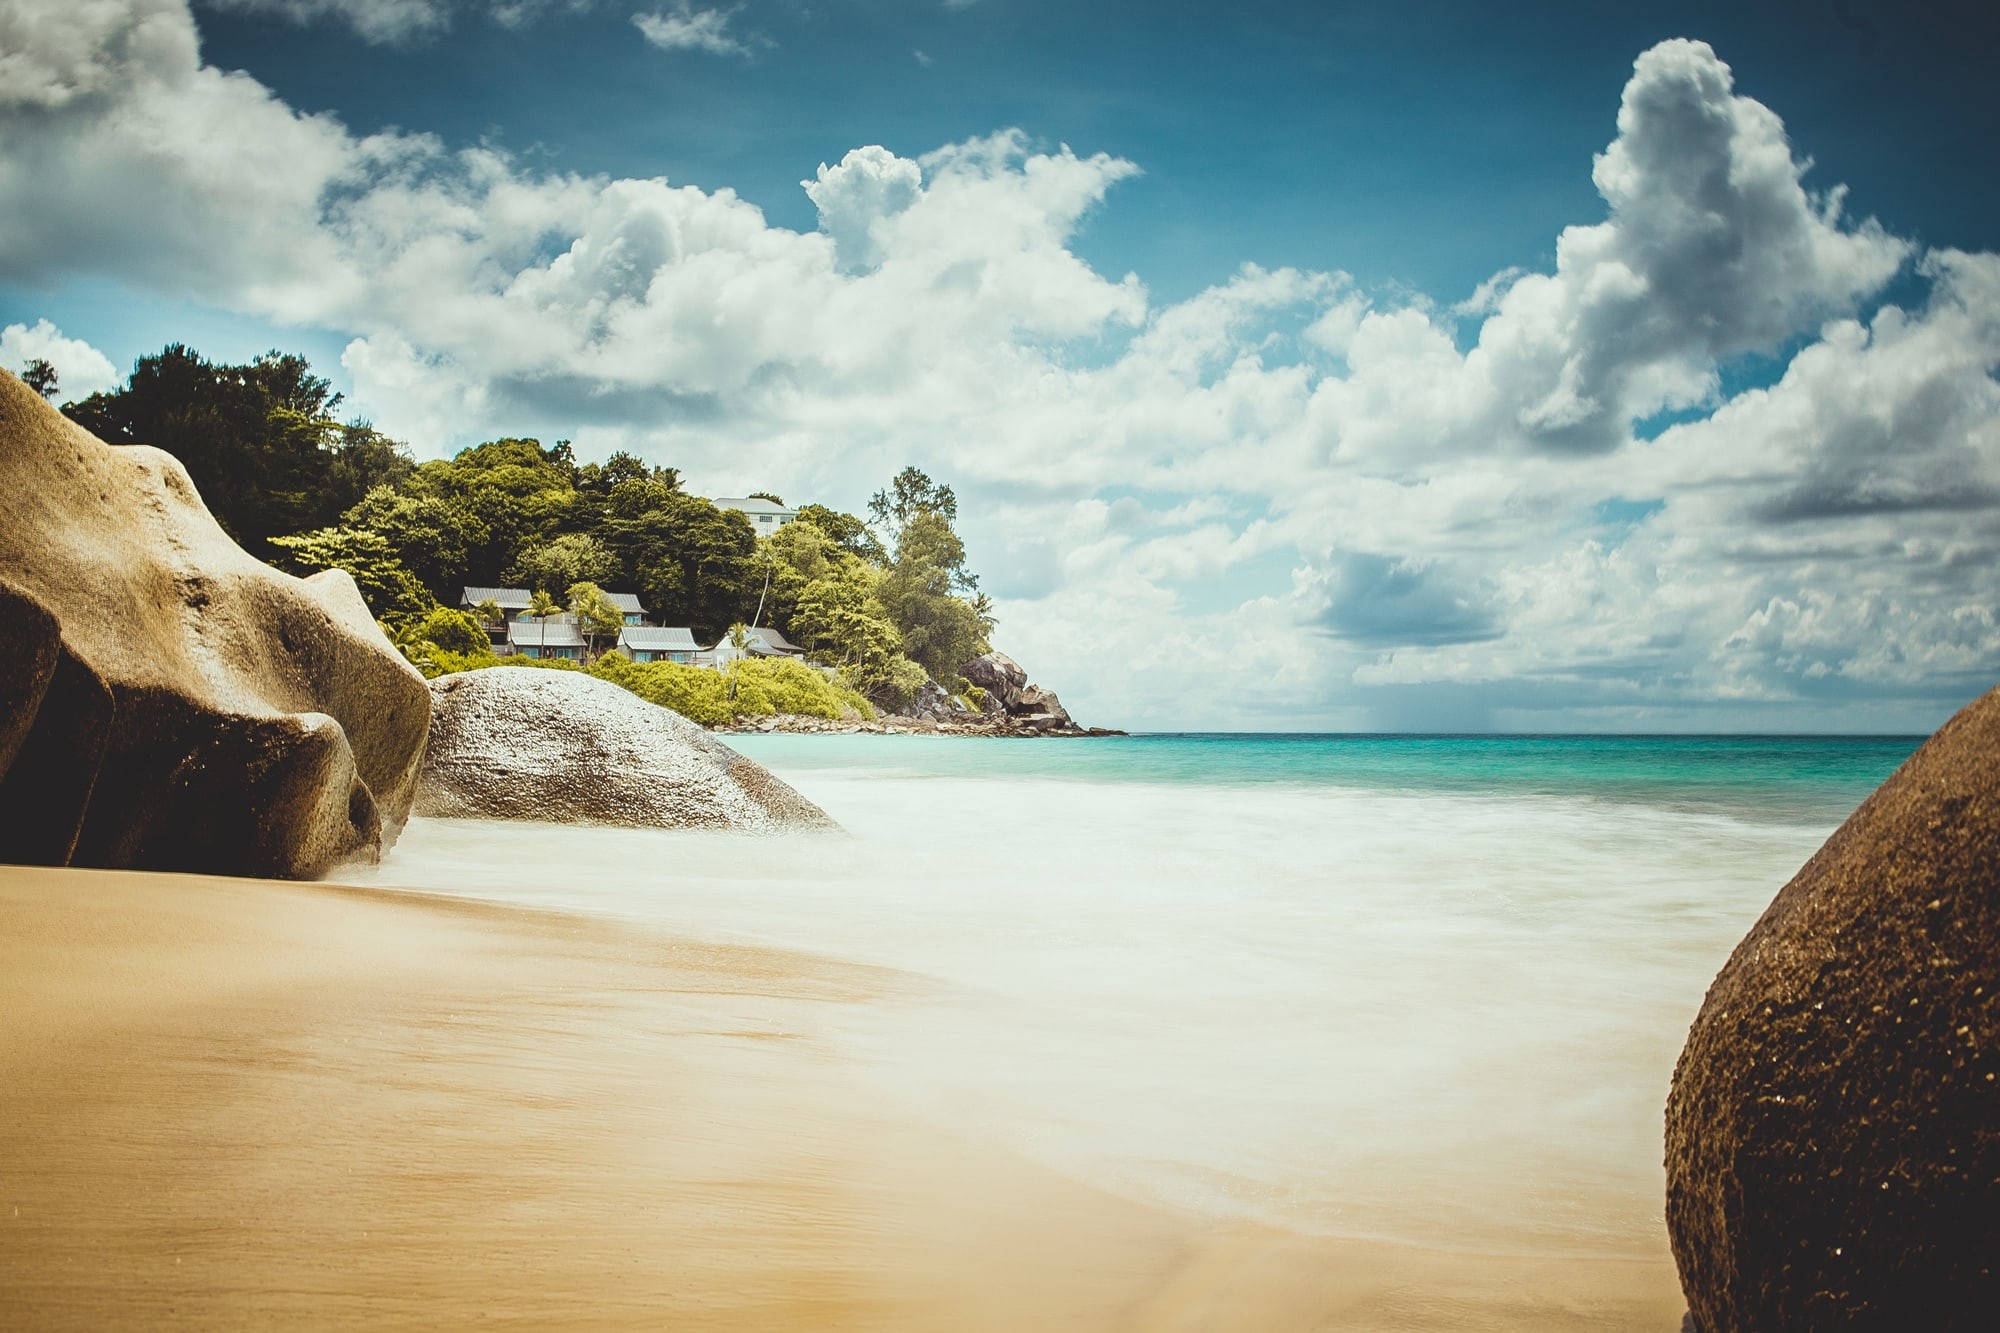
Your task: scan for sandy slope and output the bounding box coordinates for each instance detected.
[0,865,1685,1329]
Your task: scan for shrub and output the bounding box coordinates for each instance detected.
[588,654,735,726]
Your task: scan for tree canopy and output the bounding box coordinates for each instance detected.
[76,344,1000,708]
[64,344,412,553]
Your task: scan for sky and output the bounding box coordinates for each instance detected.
[4,0,1999,732]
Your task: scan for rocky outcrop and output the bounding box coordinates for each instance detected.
[904,678,975,723]
[959,651,1081,731]
[0,369,429,879]
[714,712,1123,738]
[961,651,1027,712]
[417,668,835,830]
[1010,684,1074,730]
[1666,684,2000,1330]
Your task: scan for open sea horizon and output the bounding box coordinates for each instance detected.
[346,730,1925,1258]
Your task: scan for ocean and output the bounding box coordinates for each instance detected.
[347,733,1921,1260]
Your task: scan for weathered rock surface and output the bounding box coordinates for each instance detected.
[0,369,430,878]
[1010,683,1074,730]
[959,651,1080,730]
[961,651,1027,711]
[904,678,974,723]
[1666,684,2000,1330]
[417,668,835,830]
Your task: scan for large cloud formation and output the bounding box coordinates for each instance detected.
[3,2,1995,730]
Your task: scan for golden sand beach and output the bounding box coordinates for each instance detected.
[1,865,1685,1329]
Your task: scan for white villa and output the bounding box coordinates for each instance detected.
[713,496,798,531]
[703,625,805,664]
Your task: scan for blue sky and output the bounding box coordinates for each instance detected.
[4,0,1999,730]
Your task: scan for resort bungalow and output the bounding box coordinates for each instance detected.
[462,586,651,642]
[618,626,698,664]
[605,591,647,626]
[713,497,798,531]
[504,617,586,661]
[707,625,806,663]
[461,585,533,645]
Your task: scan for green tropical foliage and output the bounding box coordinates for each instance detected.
[78,343,999,717]
[64,344,412,552]
[591,653,872,725]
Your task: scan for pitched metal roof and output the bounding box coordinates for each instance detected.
[748,625,800,652]
[463,586,532,609]
[713,496,797,516]
[604,591,645,614]
[619,626,698,652]
[504,620,586,649]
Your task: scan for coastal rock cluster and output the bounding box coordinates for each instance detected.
[418,667,835,830]
[717,651,1121,737]
[960,651,1078,730]
[715,713,1123,738]
[0,369,429,879]
[1666,684,2000,1329]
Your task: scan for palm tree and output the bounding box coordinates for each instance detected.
[523,588,561,658]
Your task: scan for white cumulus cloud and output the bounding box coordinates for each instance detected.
[197,0,575,44]
[0,319,120,399]
[632,3,751,57]
[2,7,1995,729]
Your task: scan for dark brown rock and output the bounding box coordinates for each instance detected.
[1666,685,2000,1330]
[0,368,430,878]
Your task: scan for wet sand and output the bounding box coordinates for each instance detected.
[1,864,1686,1329]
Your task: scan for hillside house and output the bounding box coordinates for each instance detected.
[504,618,586,660]
[462,585,650,645]
[618,626,699,664]
[706,625,806,663]
[605,591,647,625]
[714,497,798,531]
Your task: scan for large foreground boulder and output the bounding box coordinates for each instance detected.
[1666,685,2000,1329]
[0,370,429,879]
[417,668,835,830]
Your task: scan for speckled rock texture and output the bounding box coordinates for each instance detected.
[1666,684,2000,1330]
[0,369,430,879]
[417,667,835,831]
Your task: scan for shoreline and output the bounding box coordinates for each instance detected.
[712,711,1126,737]
[1,863,1683,1329]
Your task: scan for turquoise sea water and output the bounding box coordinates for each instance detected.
[353,730,1925,1258]
[732,731,1923,824]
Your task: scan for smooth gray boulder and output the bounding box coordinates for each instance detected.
[417,667,835,831]
[0,368,430,879]
[1666,683,2000,1330]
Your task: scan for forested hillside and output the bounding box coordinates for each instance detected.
[61,345,992,709]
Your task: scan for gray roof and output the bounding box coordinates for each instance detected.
[713,496,797,516]
[748,625,800,652]
[619,626,698,652]
[505,620,586,650]
[604,591,644,614]
[464,586,532,609]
